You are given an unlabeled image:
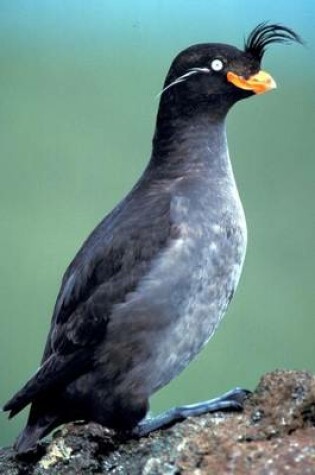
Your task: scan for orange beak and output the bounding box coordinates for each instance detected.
[226,70,277,95]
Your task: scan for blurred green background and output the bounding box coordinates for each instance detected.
[0,0,314,447]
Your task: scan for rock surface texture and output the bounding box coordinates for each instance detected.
[1,370,315,474]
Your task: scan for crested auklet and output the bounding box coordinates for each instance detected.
[3,23,301,453]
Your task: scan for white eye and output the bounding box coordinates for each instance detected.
[211,59,224,71]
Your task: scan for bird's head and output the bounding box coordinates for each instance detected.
[159,23,302,118]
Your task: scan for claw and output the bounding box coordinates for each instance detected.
[131,387,251,437]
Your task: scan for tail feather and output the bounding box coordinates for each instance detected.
[15,424,47,453]
[14,400,61,454]
[14,417,57,454]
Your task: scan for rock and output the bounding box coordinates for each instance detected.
[0,370,315,474]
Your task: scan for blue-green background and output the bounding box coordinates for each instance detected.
[0,0,314,447]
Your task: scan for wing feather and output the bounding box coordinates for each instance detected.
[4,180,173,416]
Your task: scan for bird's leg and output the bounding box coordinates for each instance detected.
[131,387,251,437]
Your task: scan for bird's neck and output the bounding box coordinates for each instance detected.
[149,102,231,178]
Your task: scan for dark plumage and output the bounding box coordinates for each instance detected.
[244,22,302,61]
[3,22,301,453]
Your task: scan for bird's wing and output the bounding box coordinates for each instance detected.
[42,181,173,358]
[4,181,173,416]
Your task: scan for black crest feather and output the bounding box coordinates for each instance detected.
[244,22,303,61]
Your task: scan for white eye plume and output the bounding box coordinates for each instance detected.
[156,67,210,98]
[210,59,224,71]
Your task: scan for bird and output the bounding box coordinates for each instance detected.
[3,22,301,453]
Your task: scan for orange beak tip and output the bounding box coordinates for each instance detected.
[227,70,277,95]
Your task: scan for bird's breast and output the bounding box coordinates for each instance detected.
[152,176,247,386]
[105,172,247,397]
